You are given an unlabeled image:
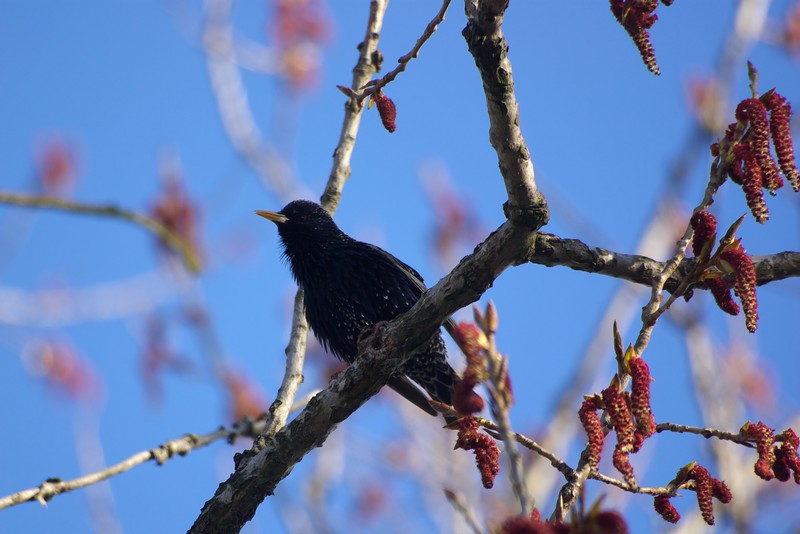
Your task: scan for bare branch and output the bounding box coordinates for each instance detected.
[444,488,485,534]
[527,233,800,290]
[589,472,677,496]
[462,1,547,227]
[251,290,309,451]
[0,421,260,510]
[353,0,452,102]
[656,422,753,447]
[471,415,573,479]
[321,0,389,211]
[0,191,201,273]
[202,0,297,200]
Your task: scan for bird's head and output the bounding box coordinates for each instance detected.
[256,200,347,261]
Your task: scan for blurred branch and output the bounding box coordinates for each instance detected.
[0,418,264,510]
[462,1,548,227]
[0,191,201,273]
[0,271,184,326]
[202,0,297,200]
[444,489,485,534]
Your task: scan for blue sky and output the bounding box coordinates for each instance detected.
[1,1,799,533]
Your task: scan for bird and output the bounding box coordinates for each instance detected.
[257,199,457,417]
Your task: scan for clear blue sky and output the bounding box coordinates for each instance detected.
[1,2,799,533]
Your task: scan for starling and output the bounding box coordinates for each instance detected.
[257,199,457,417]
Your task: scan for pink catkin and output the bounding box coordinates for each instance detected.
[720,248,759,332]
[374,93,397,133]
[736,98,783,192]
[689,210,717,257]
[733,143,769,223]
[579,396,604,469]
[767,93,800,191]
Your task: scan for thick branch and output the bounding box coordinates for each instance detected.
[191,228,796,528]
[320,0,389,212]
[462,1,547,228]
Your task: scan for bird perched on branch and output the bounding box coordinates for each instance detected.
[257,199,457,417]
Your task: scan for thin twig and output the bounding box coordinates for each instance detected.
[656,422,753,447]
[352,0,452,103]
[471,416,573,479]
[0,418,264,510]
[252,290,309,452]
[589,472,680,496]
[0,191,201,273]
[482,315,532,515]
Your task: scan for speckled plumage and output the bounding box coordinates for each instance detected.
[259,200,456,416]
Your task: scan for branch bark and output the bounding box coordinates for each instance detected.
[527,234,800,290]
[462,0,547,227]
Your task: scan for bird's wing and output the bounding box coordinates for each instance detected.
[362,243,456,334]
[362,243,427,291]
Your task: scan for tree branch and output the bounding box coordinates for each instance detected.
[345,0,453,104]
[321,0,390,212]
[0,419,263,510]
[526,233,800,290]
[251,290,309,452]
[462,0,547,227]
[0,191,201,273]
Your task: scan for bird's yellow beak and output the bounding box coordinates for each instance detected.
[256,210,288,224]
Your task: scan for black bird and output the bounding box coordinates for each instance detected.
[257,199,457,417]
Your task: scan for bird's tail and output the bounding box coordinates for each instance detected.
[400,350,459,421]
[386,375,439,416]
